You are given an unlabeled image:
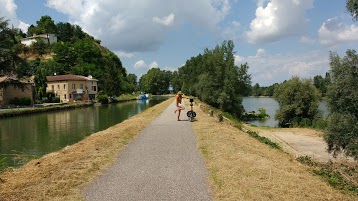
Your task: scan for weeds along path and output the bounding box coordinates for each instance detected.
[192,102,355,200]
[0,98,174,201]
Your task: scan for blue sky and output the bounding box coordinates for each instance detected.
[1,0,358,86]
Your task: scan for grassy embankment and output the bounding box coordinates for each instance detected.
[0,97,174,200]
[191,100,357,200]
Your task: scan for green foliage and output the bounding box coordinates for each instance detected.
[97,94,109,104]
[325,50,358,159]
[27,15,57,35]
[273,77,321,127]
[9,97,32,106]
[245,130,281,150]
[242,108,270,120]
[0,17,28,77]
[313,73,331,97]
[346,0,358,21]
[297,156,358,194]
[31,38,48,56]
[250,83,278,97]
[139,68,171,95]
[178,40,251,117]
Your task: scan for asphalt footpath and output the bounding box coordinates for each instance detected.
[83,101,212,201]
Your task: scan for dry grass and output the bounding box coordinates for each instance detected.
[0,98,174,201]
[191,103,356,200]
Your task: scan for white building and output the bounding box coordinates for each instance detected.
[21,34,57,46]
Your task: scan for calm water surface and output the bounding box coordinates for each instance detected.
[0,96,169,168]
[242,97,328,127]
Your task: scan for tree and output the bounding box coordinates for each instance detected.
[126,73,138,93]
[273,77,321,127]
[177,40,251,117]
[139,68,169,95]
[324,50,358,159]
[34,60,63,100]
[35,15,57,34]
[0,17,27,77]
[346,0,358,21]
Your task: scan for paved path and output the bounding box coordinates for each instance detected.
[84,102,212,201]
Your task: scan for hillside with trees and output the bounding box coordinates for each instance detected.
[1,16,135,101]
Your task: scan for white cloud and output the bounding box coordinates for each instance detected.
[134,60,158,70]
[318,17,358,45]
[245,0,313,44]
[153,14,175,26]
[236,49,329,86]
[46,0,229,54]
[0,0,26,31]
[149,62,158,69]
[134,60,147,69]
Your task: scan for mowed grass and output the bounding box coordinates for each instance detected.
[0,98,174,201]
[191,101,356,200]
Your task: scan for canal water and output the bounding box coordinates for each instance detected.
[243,97,329,127]
[0,96,170,168]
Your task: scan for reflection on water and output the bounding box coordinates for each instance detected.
[0,96,168,168]
[243,97,329,127]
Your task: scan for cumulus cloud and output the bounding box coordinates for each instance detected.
[318,17,358,45]
[134,60,147,69]
[149,62,158,69]
[0,0,29,31]
[46,0,230,54]
[153,14,175,26]
[236,49,329,86]
[245,0,313,44]
[134,60,158,69]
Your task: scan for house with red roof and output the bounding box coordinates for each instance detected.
[46,74,98,102]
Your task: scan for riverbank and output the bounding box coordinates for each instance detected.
[0,97,174,200]
[0,94,139,119]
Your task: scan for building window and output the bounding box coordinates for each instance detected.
[92,86,97,91]
[64,94,67,99]
[52,85,54,90]
[69,94,72,99]
[72,84,76,89]
[64,84,66,90]
[80,84,83,89]
[57,85,60,90]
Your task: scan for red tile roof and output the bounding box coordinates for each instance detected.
[46,75,88,82]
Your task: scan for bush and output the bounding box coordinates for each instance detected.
[75,96,83,101]
[97,94,109,104]
[9,97,32,106]
[274,77,321,127]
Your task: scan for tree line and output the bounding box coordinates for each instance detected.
[250,73,330,97]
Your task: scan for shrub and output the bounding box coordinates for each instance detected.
[9,97,32,106]
[97,94,109,104]
[75,96,83,101]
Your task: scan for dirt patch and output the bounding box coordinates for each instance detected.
[245,125,354,163]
